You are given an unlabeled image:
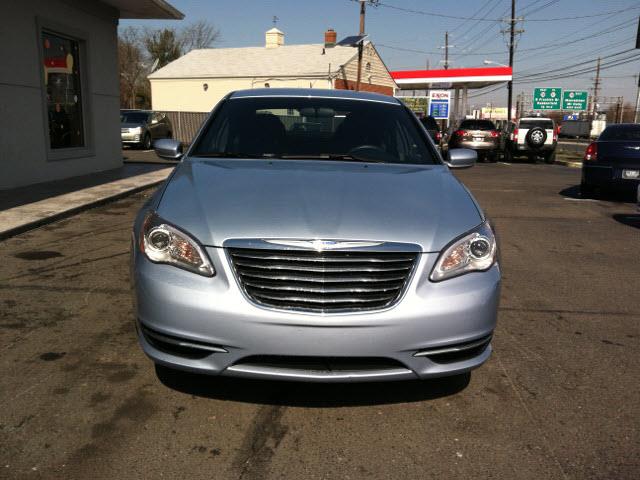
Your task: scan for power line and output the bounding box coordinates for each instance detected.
[525,5,640,21]
[516,49,637,80]
[360,0,640,23]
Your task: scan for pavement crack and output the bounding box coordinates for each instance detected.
[232,405,289,480]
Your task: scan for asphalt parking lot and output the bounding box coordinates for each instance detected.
[1,162,638,479]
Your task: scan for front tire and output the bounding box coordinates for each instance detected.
[580,182,596,198]
[142,133,152,150]
[544,150,556,164]
[504,148,513,163]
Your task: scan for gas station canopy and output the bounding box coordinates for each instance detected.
[391,66,512,90]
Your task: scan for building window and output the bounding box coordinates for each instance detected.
[42,31,84,149]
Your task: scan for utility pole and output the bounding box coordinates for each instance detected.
[634,74,640,123]
[444,32,449,70]
[507,0,515,123]
[355,0,366,91]
[591,57,601,120]
[501,0,523,123]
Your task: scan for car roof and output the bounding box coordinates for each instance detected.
[229,88,402,105]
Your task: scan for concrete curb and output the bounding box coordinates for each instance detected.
[0,177,167,241]
[554,158,583,168]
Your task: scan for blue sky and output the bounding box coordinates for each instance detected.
[121,0,640,107]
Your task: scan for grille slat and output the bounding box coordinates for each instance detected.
[229,247,417,313]
[241,278,404,294]
[231,251,416,263]
[232,258,413,273]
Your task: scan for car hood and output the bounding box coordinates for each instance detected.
[156,159,483,252]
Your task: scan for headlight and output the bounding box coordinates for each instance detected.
[132,126,142,134]
[139,212,215,277]
[430,221,497,282]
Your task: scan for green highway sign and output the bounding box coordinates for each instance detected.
[533,87,562,110]
[562,90,589,111]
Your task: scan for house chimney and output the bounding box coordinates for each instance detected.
[265,28,284,48]
[324,29,337,48]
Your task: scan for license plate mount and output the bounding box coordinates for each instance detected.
[622,169,640,179]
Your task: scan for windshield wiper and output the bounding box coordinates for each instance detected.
[277,154,386,163]
[191,152,275,159]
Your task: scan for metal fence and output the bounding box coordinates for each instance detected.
[158,111,209,144]
[158,112,347,145]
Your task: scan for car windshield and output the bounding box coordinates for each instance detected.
[458,120,496,131]
[121,112,150,124]
[598,125,640,141]
[519,119,553,129]
[191,97,438,164]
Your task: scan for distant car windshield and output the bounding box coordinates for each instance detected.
[121,112,150,124]
[192,97,438,165]
[598,125,640,141]
[519,119,554,129]
[459,120,496,131]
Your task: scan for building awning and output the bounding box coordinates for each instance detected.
[101,0,184,19]
[391,67,512,90]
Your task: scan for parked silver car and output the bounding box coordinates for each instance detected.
[131,89,500,382]
[121,110,173,150]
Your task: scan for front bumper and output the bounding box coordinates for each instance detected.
[121,132,142,144]
[132,245,500,382]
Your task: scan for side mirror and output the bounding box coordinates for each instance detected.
[446,148,476,169]
[151,118,159,124]
[154,138,183,160]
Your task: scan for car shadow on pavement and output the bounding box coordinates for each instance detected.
[612,213,640,229]
[155,365,470,407]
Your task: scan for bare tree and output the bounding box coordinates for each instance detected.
[180,20,221,53]
[142,27,182,70]
[118,27,146,108]
[117,21,220,108]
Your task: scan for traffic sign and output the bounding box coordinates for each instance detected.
[561,90,589,111]
[429,90,450,119]
[533,87,562,110]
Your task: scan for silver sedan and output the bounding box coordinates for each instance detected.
[131,88,500,382]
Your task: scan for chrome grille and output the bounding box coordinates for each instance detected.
[228,248,418,313]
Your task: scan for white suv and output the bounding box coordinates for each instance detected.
[504,117,557,163]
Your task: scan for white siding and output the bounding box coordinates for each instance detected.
[150,77,334,112]
[339,44,396,89]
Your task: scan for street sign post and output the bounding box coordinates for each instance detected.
[562,90,589,111]
[429,90,450,119]
[533,87,562,110]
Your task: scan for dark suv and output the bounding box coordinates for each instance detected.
[419,115,442,145]
[121,110,173,150]
[447,119,500,162]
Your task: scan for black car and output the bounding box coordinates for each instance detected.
[121,110,173,149]
[419,115,442,145]
[581,123,640,197]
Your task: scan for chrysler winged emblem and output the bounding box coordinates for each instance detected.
[264,239,383,251]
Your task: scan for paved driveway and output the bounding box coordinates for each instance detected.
[1,163,638,479]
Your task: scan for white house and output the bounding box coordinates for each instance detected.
[148,28,397,113]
